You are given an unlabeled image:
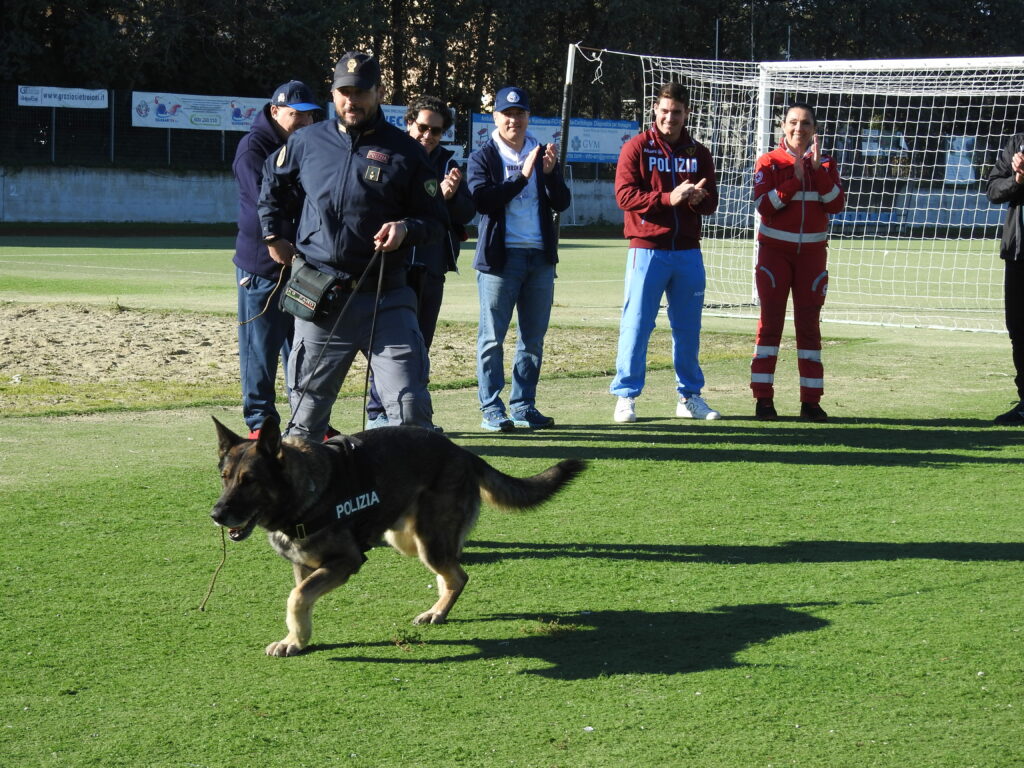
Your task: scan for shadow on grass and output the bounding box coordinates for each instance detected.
[462,539,1024,565]
[445,420,1024,468]
[323,603,831,679]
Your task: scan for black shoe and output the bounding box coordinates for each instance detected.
[800,402,828,422]
[755,398,778,421]
[994,401,1024,426]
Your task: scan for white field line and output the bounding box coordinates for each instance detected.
[0,258,225,277]
[0,258,625,286]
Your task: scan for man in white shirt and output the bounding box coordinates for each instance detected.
[466,86,571,432]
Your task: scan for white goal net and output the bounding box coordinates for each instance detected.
[582,49,1024,332]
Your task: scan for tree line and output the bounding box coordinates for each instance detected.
[2,0,1018,121]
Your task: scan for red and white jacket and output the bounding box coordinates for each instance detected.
[753,138,844,254]
[616,127,718,251]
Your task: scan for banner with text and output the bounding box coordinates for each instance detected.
[18,86,108,109]
[131,91,275,132]
[470,114,638,162]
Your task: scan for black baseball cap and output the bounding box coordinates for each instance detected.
[332,52,381,90]
[270,81,319,111]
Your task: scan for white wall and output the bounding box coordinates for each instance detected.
[0,166,620,226]
[0,166,236,223]
[560,178,623,227]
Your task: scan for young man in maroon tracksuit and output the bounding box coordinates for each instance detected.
[610,82,720,423]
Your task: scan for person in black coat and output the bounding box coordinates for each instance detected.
[986,132,1024,425]
[365,94,475,429]
[232,81,319,438]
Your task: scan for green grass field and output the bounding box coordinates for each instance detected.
[702,236,1004,331]
[1,235,1022,767]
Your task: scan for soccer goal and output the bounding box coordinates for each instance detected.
[567,47,1024,332]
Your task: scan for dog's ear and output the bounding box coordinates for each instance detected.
[212,417,244,459]
[256,419,283,459]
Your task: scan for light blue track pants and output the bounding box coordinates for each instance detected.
[609,247,706,399]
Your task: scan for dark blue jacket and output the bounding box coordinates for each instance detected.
[409,145,475,277]
[259,108,445,282]
[467,137,571,274]
[232,104,296,279]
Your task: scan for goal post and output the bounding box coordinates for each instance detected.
[567,47,1024,332]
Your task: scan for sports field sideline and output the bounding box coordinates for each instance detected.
[1,234,1022,767]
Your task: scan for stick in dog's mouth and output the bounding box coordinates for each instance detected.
[226,519,257,542]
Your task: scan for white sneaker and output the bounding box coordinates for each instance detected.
[614,396,637,423]
[676,394,721,420]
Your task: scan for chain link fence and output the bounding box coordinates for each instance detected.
[1,85,245,171]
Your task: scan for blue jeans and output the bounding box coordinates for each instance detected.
[609,247,706,399]
[237,266,292,431]
[476,248,555,415]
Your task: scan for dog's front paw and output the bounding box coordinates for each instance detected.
[265,638,305,657]
[412,610,447,625]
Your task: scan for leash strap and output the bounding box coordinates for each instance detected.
[287,250,385,434]
[237,265,287,326]
[198,526,228,611]
[360,250,387,431]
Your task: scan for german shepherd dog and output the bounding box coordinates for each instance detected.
[210,418,586,657]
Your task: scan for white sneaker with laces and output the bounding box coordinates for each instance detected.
[676,394,721,420]
[614,396,637,423]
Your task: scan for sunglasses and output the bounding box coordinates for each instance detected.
[413,122,444,137]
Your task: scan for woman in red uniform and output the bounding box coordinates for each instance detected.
[750,103,845,422]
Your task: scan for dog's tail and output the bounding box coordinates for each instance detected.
[476,457,587,511]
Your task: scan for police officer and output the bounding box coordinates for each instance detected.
[258,52,445,441]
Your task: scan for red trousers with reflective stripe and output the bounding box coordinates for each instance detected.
[750,241,828,403]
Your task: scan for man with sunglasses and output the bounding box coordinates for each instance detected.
[364,95,475,430]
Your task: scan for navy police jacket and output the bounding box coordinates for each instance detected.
[467,137,571,274]
[232,104,297,279]
[259,108,445,281]
[409,145,475,277]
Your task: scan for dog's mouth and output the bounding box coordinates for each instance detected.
[226,518,257,542]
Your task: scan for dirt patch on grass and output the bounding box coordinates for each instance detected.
[0,302,755,416]
[2,303,234,385]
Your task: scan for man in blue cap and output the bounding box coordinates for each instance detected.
[232,80,319,439]
[467,85,571,432]
[259,53,445,440]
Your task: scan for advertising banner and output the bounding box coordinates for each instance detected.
[131,91,271,132]
[18,86,108,109]
[470,114,638,163]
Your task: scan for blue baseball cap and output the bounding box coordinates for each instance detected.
[495,86,530,113]
[270,81,319,111]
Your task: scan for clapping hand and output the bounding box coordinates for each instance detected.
[440,167,462,200]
